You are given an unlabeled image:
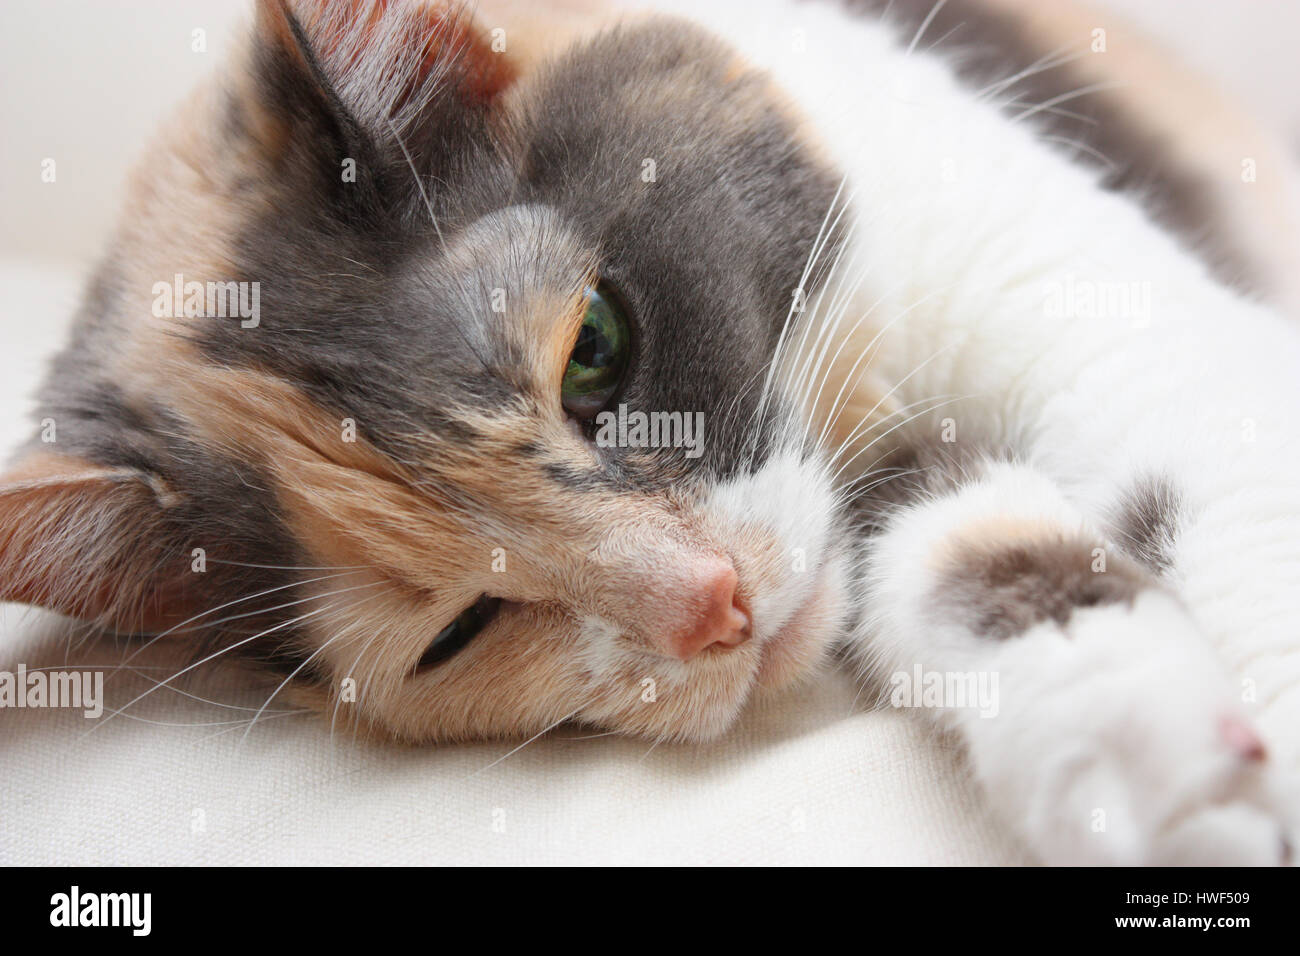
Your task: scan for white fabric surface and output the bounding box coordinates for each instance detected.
[0,260,1025,865]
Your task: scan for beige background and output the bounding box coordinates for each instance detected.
[2,0,1300,271]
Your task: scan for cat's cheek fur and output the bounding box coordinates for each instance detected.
[284,445,850,744]
[301,594,592,743]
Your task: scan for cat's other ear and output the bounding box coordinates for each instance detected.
[241,0,517,201]
[0,452,196,633]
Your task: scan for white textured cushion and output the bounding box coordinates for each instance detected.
[0,610,1024,865]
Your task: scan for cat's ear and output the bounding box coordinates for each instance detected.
[0,452,196,633]
[242,0,517,196]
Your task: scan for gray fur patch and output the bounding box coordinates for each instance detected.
[1110,475,1183,576]
[934,532,1150,640]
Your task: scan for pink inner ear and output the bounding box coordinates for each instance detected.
[296,0,517,107]
[437,10,518,104]
[0,452,197,633]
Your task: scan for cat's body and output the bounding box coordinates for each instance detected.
[2,0,1297,864]
[659,0,1300,863]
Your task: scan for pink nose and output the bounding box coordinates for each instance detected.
[656,559,751,660]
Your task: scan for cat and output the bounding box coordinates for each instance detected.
[0,0,1296,866]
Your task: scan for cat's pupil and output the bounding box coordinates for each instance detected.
[561,282,630,419]
[571,323,608,370]
[416,595,501,671]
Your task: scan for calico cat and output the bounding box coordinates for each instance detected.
[1,0,1296,865]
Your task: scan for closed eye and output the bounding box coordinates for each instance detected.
[414,594,502,671]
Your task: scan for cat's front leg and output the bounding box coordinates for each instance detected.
[847,457,1293,865]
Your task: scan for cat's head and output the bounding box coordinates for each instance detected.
[0,0,855,742]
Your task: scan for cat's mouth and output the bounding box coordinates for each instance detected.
[752,563,846,690]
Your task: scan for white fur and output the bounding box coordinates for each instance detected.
[647,0,1300,863]
[701,446,839,644]
[859,462,1293,863]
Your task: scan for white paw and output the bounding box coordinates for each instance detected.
[969,590,1295,865]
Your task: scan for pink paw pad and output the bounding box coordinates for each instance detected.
[1220,714,1267,762]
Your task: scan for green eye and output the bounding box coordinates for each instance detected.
[416,595,501,670]
[561,282,630,419]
